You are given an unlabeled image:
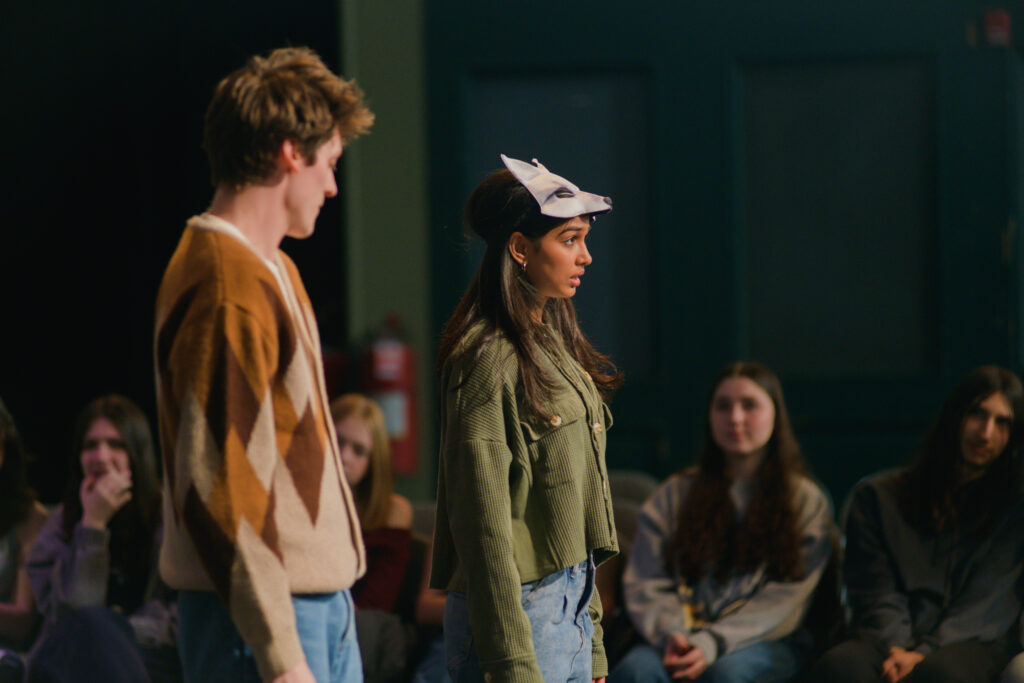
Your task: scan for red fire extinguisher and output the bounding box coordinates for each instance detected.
[360,313,418,475]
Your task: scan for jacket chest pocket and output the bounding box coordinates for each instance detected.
[520,392,587,489]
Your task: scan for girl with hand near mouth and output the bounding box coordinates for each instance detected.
[430,155,620,683]
[26,394,174,682]
[78,419,134,533]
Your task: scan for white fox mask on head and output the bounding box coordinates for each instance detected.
[501,154,613,219]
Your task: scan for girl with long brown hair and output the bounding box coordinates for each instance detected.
[611,362,833,682]
[430,154,621,683]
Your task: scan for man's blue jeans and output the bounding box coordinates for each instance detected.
[177,589,362,682]
[444,556,595,682]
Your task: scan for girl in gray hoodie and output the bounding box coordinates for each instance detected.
[610,362,834,683]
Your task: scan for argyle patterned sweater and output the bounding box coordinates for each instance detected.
[154,215,365,679]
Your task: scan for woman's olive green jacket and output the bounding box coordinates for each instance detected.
[430,325,618,682]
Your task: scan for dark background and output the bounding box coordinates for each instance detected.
[5,1,1024,509]
[1,0,347,502]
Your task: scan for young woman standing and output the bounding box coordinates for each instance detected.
[431,155,621,683]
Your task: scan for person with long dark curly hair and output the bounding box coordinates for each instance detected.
[807,366,1024,683]
[430,154,621,682]
[0,397,49,648]
[610,362,833,682]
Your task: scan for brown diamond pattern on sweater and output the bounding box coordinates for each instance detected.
[156,284,203,492]
[207,425,271,539]
[261,485,281,561]
[284,404,324,525]
[206,310,263,449]
[184,483,235,599]
[258,280,296,383]
[271,381,300,469]
[156,283,199,378]
[311,406,329,454]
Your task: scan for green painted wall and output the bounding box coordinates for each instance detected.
[341,0,435,501]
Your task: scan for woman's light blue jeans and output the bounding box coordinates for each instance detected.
[444,556,595,682]
[609,628,812,683]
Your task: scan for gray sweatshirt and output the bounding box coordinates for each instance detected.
[844,472,1024,656]
[622,472,833,666]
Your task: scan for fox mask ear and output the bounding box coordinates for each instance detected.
[501,154,551,184]
[500,153,613,219]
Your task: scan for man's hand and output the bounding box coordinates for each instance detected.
[80,469,132,530]
[270,661,316,683]
[593,677,606,683]
[663,633,708,680]
[881,646,924,683]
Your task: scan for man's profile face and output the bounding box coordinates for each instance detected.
[284,130,343,240]
[959,391,1013,474]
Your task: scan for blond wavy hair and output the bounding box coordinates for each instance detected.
[330,393,393,530]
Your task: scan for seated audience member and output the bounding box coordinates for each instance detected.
[26,395,176,682]
[610,362,834,683]
[331,393,413,610]
[807,365,1024,683]
[0,398,49,648]
[331,393,412,682]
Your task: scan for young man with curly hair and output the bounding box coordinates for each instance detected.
[154,47,373,683]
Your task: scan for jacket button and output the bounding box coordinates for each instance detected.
[549,415,563,427]
[593,423,603,434]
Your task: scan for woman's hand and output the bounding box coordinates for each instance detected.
[271,662,316,683]
[881,646,923,683]
[80,468,132,530]
[662,633,708,680]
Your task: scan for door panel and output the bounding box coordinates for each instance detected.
[740,58,939,377]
